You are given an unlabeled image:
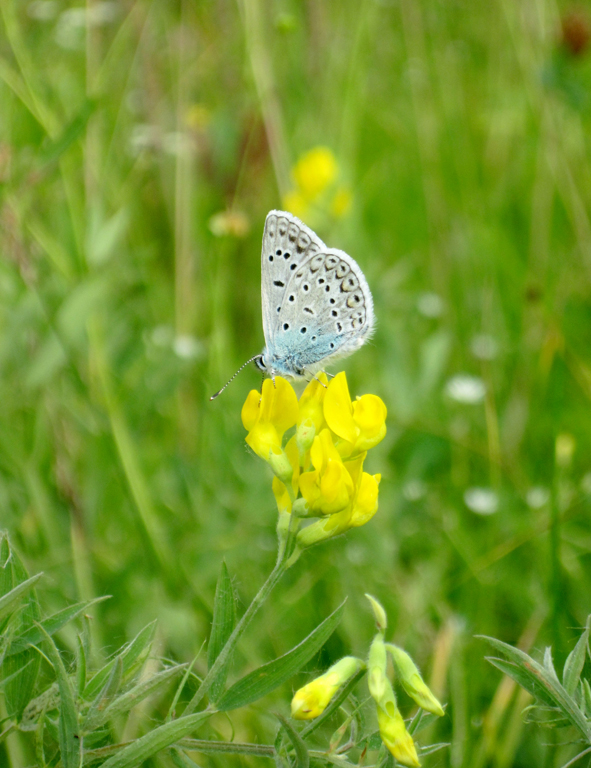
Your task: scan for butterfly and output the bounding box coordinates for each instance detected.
[211,210,374,399]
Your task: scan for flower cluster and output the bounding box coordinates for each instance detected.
[282,146,352,221]
[290,596,444,767]
[241,372,386,552]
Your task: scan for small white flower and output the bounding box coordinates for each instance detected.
[464,487,498,515]
[129,124,160,155]
[417,292,444,318]
[162,132,193,157]
[526,487,549,509]
[471,334,498,360]
[403,479,427,501]
[445,374,486,404]
[28,1,58,21]
[173,334,203,360]
[150,325,174,348]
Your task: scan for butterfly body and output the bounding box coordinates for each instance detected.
[258,210,374,379]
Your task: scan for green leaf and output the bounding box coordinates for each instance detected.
[486,657,556,707]
[217,601,345,712]
[208,562,236,702]
[37,624,81,768]
[81,656,123,733]
[276,713,309,768]
[86,664,186,732]
[98,710,213,768]
[1,543,41,718]
[39,99,96,166]
[6,597,109,657]
[0,573,43,624]
[83,620,156,701]
[563,618,591,695]
[480,635,591,740]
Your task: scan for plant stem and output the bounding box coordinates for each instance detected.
[184,557,287,715]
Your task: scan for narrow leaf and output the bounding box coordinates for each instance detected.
[0,573,43,623]
[81,656,123,733]
[217,601,345,712]
[6,597,109,657]
[543,646,559,681]
[83,620,156,700]
[276,713,309,768]
[479,635,591,739]
[485,657,556,707]
[88,664,187,731]
[208,562,236,701]
[564,622,590,695]
[99,710,213,768]
[37,624,80,768]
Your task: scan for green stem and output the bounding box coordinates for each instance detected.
[184,557,287,715]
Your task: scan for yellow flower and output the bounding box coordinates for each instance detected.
[291,656,363,720]
[386,645,445,717]
[241,377,298,471]
[378,702,421,768]
[282,189,309,219]
[324,373,387,457]
[295,453,380,548]
[296,374,328,458]
[298,429,355,516]
[291,146,337,200]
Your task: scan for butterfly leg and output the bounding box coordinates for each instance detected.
[302,369,328,389]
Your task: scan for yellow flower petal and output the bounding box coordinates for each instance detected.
[324,372,357,445]
[242,377,298,462]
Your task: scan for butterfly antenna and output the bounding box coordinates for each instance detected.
[210,355,263,400]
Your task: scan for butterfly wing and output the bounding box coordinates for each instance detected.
[261,211,327,350]
[270,245,375,372]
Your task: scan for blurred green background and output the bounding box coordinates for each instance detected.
[2,0,591,764]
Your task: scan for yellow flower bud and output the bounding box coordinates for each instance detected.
[367,635,389,708]
[291,656,363,720]
[378,702,421,768]
[386,645,445,717]
[365,594,388,633]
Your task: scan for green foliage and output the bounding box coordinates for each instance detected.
[481,617,591,764]
[2,0,591,764]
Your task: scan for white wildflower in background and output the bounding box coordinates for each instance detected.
[28,0,58,21]
[464,487,498,515]
[162,132,193,157]
[173,335,203,360]
[445,374,486,404]
[471,334,498,360]
[526,487,549,509]
[128,125,160,156]
[150,325,174,348]
[55,3,118,49]
[403,479,427,501]
[417,292,444,318]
